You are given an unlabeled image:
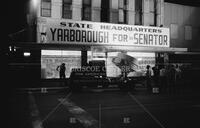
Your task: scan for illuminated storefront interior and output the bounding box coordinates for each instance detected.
[41,50,155,79]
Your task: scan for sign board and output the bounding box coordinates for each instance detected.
[37,17,170,47]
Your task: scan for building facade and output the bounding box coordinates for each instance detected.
[164,2,200,49]
[9,0,200,84]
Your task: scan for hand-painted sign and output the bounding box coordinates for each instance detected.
[37,17,170,47]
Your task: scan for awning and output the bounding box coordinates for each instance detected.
[11,42,188,53]
[104,46,187,53]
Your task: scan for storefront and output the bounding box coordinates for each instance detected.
[37,17,186,79]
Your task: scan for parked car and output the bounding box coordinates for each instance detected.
[69,60,110,91]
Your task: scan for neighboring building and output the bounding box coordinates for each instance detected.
[8,0,200,85]
[164,2,200,49]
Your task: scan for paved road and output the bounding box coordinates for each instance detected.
[7,87,200,128]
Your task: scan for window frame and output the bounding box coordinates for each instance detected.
[135,0,143,25]
[62,0,72,19]
[41,0,52,17]
[118,0,128,24]
[184,25,192,40]
[170,23,179,39]
[82,0,92,21]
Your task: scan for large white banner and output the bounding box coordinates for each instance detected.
[37,18,170,47]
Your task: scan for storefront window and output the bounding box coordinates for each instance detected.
[106,52,155,77]
[87,51,92,63]
[127,52,155,74]
[86,50,155,78]
[41,50,81,79]
[107,52,122,77]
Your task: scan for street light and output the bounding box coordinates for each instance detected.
[32,0,39,9]
[24,52,31,57]
[29,0,39,17]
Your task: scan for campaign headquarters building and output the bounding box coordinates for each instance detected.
[8,0,200,87]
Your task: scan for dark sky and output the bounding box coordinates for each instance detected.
[2,0,28,48]
[6,0,27,35]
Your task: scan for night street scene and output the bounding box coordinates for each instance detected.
[3,0,200,128]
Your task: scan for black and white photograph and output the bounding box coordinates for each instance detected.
[3,0,200,128]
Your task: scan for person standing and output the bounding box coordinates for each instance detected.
[152,65,160,88]
[175,64,182,93]
[168,64,176,94]
[56,63,66,79]
[152,65,160,93]
[145,65,153,92]
[159,65,167,93]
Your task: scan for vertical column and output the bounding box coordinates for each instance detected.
[156,0,160,26]
[52,0,62,19]
[81,50,88,67]
[31,49,42,83]
[80,1,87,67]
[92,0,101,22]
[118,0,124,23]
[110,0,119,23]
[72,0,82,20]
[118,9,124,23]
[156,53,164,68]
[143,0,150,26]
[156,0,164,26]
[127,0,135,25]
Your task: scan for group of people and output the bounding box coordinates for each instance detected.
[145,64,182,93]
[56,62,183,93]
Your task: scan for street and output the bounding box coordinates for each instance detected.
[7,86,200,128]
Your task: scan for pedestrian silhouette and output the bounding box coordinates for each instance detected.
[167,64,176,94]
[145,65,153,92]
[175,64,182,93]
[159,65,167,93]
[56,63,66,79]
[152,65,160,88]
